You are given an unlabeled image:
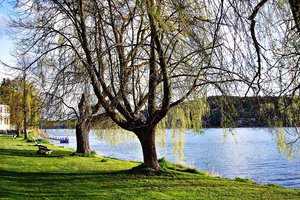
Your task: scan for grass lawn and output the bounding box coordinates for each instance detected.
[0,134,300,199]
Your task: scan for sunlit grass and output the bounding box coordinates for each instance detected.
[0,134,299,199]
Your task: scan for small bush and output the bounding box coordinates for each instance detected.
[235,177,252,183]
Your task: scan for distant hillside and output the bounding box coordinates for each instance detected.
[203,96,300,127]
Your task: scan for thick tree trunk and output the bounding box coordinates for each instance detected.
[24,128,28,140]
[75,93,92,154]
[136,126,160,170]
[17,127,21,137]
[75,120,91,154]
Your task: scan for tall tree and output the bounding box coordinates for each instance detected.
[8,0,300,169]
[37,56,105,154]
[5,1,106,154]
[48,0,247,169]
[0,78,41,137]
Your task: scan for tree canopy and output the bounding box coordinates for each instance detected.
[0,78,41,136]
[5,0,300,169]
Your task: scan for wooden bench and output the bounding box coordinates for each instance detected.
[37,145,52,155]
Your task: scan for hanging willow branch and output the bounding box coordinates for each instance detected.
[246,0,268,96]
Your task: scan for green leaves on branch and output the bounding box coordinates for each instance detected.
[159,97,209,132]
[0,78,41,130]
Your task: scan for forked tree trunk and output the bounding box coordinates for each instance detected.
[136,125,160,170]
[75,119,91,154]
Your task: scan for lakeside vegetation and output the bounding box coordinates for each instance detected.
[1,134,300,199]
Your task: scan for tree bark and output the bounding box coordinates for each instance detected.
[23,71,28,140]
[75,93,92,154]
[75,119,91,154]
[136,125,160,170]
[17,127,21,137]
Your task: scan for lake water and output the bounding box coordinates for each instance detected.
[46,128,300,189]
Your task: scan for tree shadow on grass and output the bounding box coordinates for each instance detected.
[0,169,246,200]
[0,148,71,158]
[0,170,109,199]
[0,170,165,199]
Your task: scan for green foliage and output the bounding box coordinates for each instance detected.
[100,158,108,162]
[258,97,300,159]
[0,78,42,130]
[269,127,300,159]
[96,129,136,146]
[1,136,299,199]
[162,97,208,131]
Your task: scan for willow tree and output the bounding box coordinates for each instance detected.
[7,0,108,154]
[0,77,41,137]
[9,0,253,169]
[50,0,250,169]
[11,0,300,170]
[53,0,300,167]
[34,48,108,154]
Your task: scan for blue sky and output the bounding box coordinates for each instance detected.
[0,1,16,80]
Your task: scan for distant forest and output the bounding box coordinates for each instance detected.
[42,96,300,129]
[203,96,299,127]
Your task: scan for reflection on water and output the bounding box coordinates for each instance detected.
[46,128,300,189]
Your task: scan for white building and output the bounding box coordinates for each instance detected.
[0,104,10,131]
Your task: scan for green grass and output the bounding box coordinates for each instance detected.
[0,135,300,199]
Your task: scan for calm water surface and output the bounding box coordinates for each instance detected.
[46,128,300,189]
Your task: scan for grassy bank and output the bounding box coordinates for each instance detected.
[0,135,299,199]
